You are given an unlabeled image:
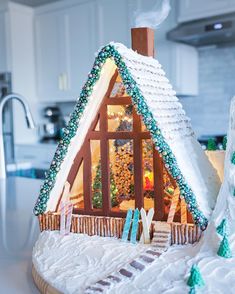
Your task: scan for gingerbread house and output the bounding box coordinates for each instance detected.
[34,28,221,244]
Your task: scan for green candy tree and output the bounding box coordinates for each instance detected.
[217,235,232,258]
[207,138,217,151]
[92,161,103,208]
[187,264,205,293]
[231,151,235,164]
[189,287,196,294]
[222,135,227,150]
[216,219,228,237]
[92,161,118,209]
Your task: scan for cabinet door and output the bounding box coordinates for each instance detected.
[96,0,130,47]
[35,10,67,101]
[0,11,7,71]
[178,0,232,22]
[65,0,97,97]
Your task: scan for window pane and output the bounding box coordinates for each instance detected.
[163,169,179,218]
[141,116,148,132]
[70,160,84,209]
[108,105,133,132]
[94,118,100,131]
[91,140,102,210]
[109,139,135,211]
[142,140,154,210]
[110,74,128,97]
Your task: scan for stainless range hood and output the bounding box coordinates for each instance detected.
[167,13,235,47]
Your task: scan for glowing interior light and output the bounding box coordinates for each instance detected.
[214,23,223,30]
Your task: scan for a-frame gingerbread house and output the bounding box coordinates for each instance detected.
[34,28,221,242]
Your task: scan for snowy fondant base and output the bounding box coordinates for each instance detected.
[32,231,235,294]
[32,231,147,293]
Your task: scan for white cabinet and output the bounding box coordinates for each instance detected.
[0,2,38,144]
[96,0,130,47]
[35,0,98,102]
[170,43,198,96]
[0,11,7,72]
[35,0,198,100]
[35,10,68,101]
[65,1,97,97]
[178,0,235,23]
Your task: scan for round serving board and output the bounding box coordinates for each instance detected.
[32,265,61,294]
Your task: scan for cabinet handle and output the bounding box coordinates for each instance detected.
[63,73,68,91]
[58,74,63,91]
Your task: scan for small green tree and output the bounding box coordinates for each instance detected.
[110,169,118,207]
[187,264,205,292]
[92,161,118,208]
[217,235,232,258]
[231,152,235,164]
[207,138,217,151]
[216,219,228,237]
[222,135,227,150]
[92,161,102,209]
[189,287,196,294]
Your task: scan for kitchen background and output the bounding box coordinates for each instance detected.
[1,0,235,177]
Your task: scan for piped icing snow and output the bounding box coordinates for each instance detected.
[32,231,146,294]
[33,231,235,294]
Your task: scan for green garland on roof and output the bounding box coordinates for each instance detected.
[33,44,208,230]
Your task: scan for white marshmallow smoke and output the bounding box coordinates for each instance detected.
[134,0,171,29]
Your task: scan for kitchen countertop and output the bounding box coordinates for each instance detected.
[0,177,42,294]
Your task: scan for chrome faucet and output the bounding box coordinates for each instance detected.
[0,93,35,179]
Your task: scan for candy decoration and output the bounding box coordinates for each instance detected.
[140,208,151,244]
[61,181,71,202]
[130,208,140,244]
[60,201,73,236]
[207,138,217,151]
[188,287,196,294]
[187,264,205,293]
[65,202,73,235]
[181,198,187,224]
[140,208,154,244]
[60,201,66,235]
[122,209,133,241]
[216,218,228,237]
[222,135,227,150]
[231,151,235,164]
[217,235,232,258]
[167,188,180,223]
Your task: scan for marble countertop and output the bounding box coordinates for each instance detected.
[0,177,42,294]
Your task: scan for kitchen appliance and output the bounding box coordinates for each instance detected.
[167,12,235,47]
[0,72,14,163]
[39,106,65,142]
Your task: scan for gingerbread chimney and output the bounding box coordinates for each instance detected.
[131,27,155,57]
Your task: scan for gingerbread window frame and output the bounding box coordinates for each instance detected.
[64,72,170,220]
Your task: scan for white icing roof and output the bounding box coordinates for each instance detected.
[113,43,193,141]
